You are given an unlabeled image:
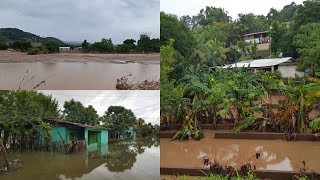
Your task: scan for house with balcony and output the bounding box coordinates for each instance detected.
[243,31,270,44]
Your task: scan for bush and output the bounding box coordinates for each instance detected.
[42,40,60,53]
[27,48,39,55]
[11,40,32,52]
[0,41,9,50]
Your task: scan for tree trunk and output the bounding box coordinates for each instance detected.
[0,139,10,171]
[165,112,170,124]
[3,131,9,149]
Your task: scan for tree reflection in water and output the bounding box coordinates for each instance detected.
[105,137,159,172]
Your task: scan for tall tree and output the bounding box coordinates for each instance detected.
[294,23,320,71]
[160,12,196,58]
[102,106,136,131]
[294,0,320,29]
[237,13,269,34]
[0,91,60,149]
[63,99,99,125]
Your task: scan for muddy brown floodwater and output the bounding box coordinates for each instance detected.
[0,62,159,90]
[1,139,160,180]
[160,131,320,172]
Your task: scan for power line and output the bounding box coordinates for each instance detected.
[132,104,159,111]
[140,109,160,118]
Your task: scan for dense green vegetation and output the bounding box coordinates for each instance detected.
[0,28,64,44]
[160,0,320,140]
[62,99,100,126]
[161,0,320,70]
[0,91,60,150]
[0,28,159,54]
[102,106,159,138]
[81,33,160,53]
[0,91,159,150]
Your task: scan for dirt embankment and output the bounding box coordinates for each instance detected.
[0,50,160,64]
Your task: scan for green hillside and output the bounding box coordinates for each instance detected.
[0,28,64,44]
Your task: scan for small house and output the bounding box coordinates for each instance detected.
[219,57,304,78]
[243,31,269,44]
[59,47,71,53]
[40,119,108,152]
[74,47,82,51]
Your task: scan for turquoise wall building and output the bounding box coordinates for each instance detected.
[42,119,108,151]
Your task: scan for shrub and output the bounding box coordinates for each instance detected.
[0,41,9,50]
[27,48,39,55]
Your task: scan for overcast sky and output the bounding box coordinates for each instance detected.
[161,0,304,20]
[0,0,160,44]
[38,90,160,125]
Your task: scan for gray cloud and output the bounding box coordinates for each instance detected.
[0,0,160,43]
[37,90,160,125]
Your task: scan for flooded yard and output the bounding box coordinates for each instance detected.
[0,62,159,90]
[1,138,160,180]
[160,131,320,172]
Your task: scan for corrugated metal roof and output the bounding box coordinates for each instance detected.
[44,119,108,130]
[243,31,269,36]
[223,57,293,68]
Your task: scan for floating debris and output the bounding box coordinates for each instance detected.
[116,74,160,90]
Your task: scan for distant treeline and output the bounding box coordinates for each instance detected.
[0,33,160,54]
[0,39,63,55]
[81,34,160,53]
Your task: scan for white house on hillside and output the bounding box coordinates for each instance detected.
[59,47,70,53]
[219,57,304,78]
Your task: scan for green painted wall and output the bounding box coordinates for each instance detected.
[100,130,108,145]
[85,128,108,150]
[39,126,108,150]
[51,127,67,142]
[65,128,84,144]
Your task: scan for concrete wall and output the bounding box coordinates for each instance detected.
[278,64,304,78]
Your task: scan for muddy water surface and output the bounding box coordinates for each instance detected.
[0,62,159,90]
[1,138,160,180]
[161,131,320,171]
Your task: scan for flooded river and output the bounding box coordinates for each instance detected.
[0,62,159,90]
[1,138,160,180]
[160,131,320,172]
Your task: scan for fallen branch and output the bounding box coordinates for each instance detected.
[116,74,159,90]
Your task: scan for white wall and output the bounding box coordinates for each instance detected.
[278,65,304,78]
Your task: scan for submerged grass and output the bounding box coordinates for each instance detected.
[163,171,257,180]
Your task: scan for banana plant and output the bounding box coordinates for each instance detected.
[278,76,320,132]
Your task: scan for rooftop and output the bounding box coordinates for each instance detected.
[221,57,293,68]
[43,119,108,130]
[243,31,269,36]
